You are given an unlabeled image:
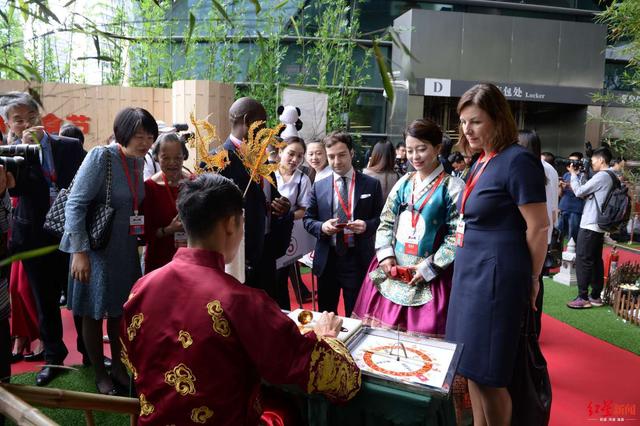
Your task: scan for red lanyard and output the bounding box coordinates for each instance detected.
[410,172,445,229]
[43,170,57,184]
[334,174,356,221]
[161,173,179,207]
[118,146,140,214]
[459,152,497,217]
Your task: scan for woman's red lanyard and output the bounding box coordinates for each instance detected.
[334,175,356,221]
[161,173,178,208]
[404,171,445,255]
[455,151,497,247]
[119,146,144,235]
[410,172,445,231]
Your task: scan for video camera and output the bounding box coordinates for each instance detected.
[0,144,41,181]
[556,157,589,173]
[556,141,594,173]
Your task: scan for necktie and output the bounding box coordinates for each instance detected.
[336,176,349,256]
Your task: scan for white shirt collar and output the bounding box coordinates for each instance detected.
[229,134,243,147]
[333,167,355,182]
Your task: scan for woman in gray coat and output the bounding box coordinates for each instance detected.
[60,108,158,395]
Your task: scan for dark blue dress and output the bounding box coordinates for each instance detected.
[445,144,546,387]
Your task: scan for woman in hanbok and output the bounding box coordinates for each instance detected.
[353,118,464,335]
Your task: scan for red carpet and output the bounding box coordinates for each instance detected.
[604,244,640,266]
[541,314,640,425]
[11,309,108,376]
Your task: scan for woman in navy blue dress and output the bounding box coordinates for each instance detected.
[445,83,549,425]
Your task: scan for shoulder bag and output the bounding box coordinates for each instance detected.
[44,147,115,250]
[508,307,552,426]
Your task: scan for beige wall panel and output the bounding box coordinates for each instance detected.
[1,79,232,151]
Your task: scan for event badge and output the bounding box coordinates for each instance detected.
[343,228,355,248]
[455,217,465,247]
[129,214,145,236]
[174,231,188,248]
[405,234,419,256]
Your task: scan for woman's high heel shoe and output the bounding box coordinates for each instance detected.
[10,337,30,364]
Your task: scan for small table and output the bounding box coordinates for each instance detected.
[305,380,456,426]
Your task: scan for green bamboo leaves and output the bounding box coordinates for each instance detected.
[212,0,232,24]
[0,245,60,268]
[373,39,393,105]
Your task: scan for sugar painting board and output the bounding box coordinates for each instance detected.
[347,327,462,395]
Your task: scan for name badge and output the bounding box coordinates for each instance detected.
[343,228,355,248]
[129,215,145,236]
[174,231,188,248]
[455,218,466,247]
[405,234,419,256]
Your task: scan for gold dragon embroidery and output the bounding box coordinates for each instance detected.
[178,330,193,349]
[190,406,214,423]
[206,300,230,337]
[164,363,196,396]
[139,393,155,416]
[119,339,138,380]
[127,313,144,341]
[307,337,361,402]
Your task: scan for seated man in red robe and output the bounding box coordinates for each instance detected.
[121,174,361,425]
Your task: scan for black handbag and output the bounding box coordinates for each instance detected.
[508,307,552,426]
[44,147,115,250]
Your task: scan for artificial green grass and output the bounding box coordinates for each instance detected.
[543,277,640,355]
[7,366,130,426]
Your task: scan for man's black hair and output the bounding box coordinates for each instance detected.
[59,124,85,145]
[592,147,612,165]
[113,107,158,147]
[569,152,583,159]
[324,131,353,151]
[541,151,555,163]
[177,174,243,238]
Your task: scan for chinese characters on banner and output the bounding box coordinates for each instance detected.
[495,84,546,100]
[0,113,91,138]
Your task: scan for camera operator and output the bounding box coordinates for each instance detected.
[566,147,614,310]
[558,152,586,244]
[0,92,84,386]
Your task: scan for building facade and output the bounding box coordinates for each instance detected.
[158,0,627,156]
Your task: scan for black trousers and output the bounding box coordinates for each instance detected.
[575,228,605,301]
[317,248,366,317]
[274,267,292,311]
[22,250,69,364]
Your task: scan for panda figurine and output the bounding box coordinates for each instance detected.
[277,105,303,139]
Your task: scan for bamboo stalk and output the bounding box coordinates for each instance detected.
[1,384,139,415]
[0,386,57,426]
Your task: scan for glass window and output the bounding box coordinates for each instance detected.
[348,91,387,134]
[605,62,634,92]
